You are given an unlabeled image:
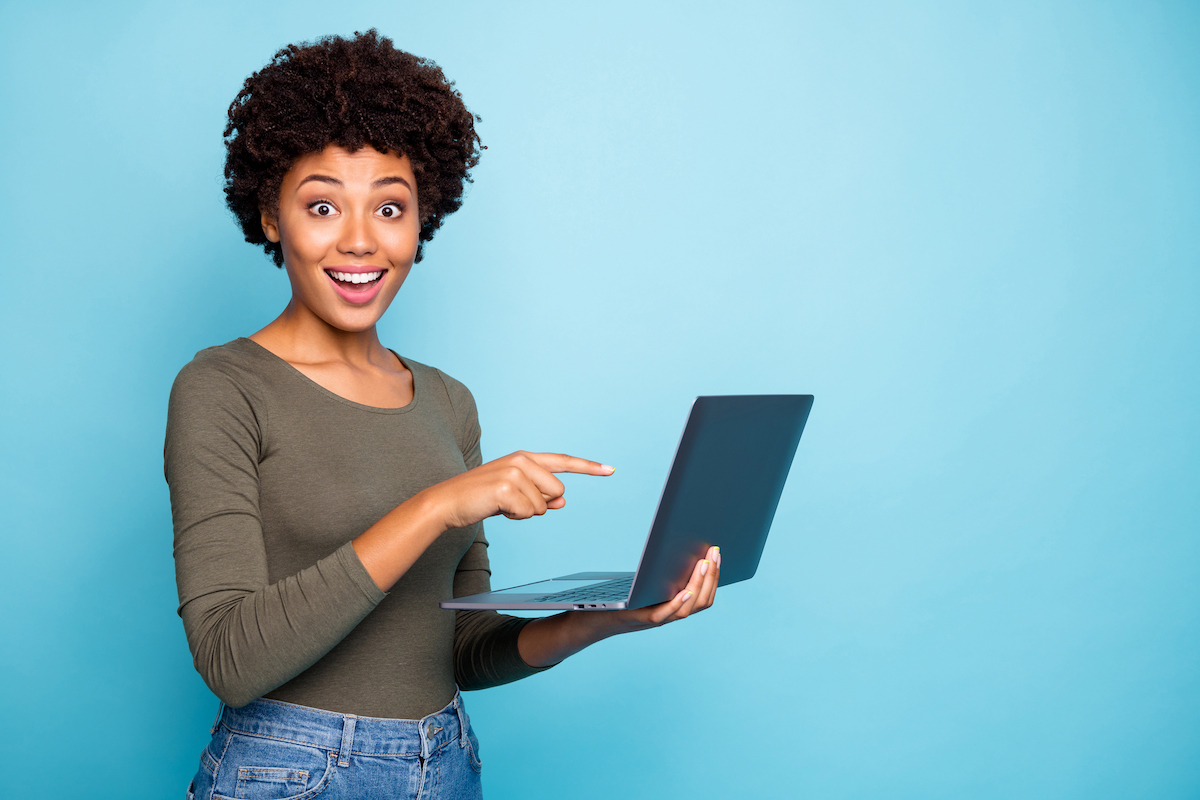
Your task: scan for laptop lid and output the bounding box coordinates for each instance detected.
[625,394,813,609]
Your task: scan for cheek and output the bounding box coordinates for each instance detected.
[380,232,420,268]
[276,208,337,258]
[282,226,336,263]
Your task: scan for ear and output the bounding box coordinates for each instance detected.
[260,210,280,243]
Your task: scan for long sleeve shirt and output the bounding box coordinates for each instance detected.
[164,338,545,718]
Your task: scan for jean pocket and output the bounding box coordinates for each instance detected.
[235,767,309,799]
[464,726,483,774]
[212,734,333,800]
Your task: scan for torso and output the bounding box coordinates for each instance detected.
[168,338,494,718]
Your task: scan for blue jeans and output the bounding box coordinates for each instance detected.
[186,692,483,799]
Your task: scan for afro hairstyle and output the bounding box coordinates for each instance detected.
[223,29,482,266]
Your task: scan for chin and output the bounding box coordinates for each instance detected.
[328,316,381,333]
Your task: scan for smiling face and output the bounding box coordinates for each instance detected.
[261,145,421,334]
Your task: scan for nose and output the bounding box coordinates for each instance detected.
[337,210,377,257]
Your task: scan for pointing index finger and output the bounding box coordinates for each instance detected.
[527,452,615,476]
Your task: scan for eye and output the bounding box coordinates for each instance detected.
[307,201,337,217]
[378,203,403,219]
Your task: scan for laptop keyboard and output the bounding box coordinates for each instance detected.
[531,576,633,604]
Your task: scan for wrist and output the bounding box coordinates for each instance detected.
[353,482,456,593]
[411,483,454,534]
[569,608,632,641]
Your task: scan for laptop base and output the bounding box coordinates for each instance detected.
[441,572,635,611]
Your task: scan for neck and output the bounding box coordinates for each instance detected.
[250,299,390,367]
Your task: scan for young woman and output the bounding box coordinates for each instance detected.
[166,30,719,799]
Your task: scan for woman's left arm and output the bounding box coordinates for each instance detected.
[517,546,721,667]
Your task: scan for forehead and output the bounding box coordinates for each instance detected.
[284,145,415,190]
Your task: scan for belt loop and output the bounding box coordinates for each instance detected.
[210,701,225,735]
[453,691,469,745]
[338,714,357,768]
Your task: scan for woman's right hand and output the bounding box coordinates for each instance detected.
[355,451,612,591]
[427,451,615,530]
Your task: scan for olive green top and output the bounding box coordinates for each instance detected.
[164,338,545,718]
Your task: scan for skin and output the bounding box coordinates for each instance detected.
[251,144,719,668]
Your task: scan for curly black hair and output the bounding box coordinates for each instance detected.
[223,30,482,266]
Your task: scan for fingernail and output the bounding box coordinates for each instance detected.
[601,464,615,474]
[714,546,721,567]
[700,560,710,576]
[683,590,693,600]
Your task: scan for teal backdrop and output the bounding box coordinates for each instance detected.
[1,1,1198,798]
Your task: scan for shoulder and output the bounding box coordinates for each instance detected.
[400,357,480,452]
[165,340,274,472]
[168,339,272,421]
[173,339,268,386]
[434,367,477,420]
[400,357,477,420]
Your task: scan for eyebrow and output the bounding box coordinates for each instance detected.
[297,174,413,191]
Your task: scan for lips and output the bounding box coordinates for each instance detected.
[324,267,387,304]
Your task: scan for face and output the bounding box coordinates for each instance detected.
[262,144,421,333]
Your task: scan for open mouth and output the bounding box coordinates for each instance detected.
[325,269,385,292]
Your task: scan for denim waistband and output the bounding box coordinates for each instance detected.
[215,692,469,765]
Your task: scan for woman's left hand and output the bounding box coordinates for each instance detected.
[517,546,721,667]
[607,545,721,631]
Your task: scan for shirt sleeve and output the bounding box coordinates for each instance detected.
[165,353,385,708]
[439,370,554,690]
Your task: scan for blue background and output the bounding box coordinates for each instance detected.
[1,1,1198,797]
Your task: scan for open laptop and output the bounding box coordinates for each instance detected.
[441,394,813,611]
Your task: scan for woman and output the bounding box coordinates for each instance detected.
[166,30,720,799]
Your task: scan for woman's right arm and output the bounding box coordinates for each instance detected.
[167,356,386,707]
[351,452,614,592]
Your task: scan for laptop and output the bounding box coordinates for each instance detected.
[441,394,813,611]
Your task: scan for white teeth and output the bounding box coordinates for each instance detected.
[330,271,382,284]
